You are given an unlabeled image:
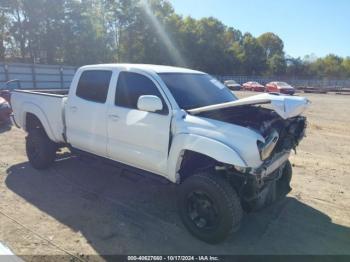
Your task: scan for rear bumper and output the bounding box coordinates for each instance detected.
[253,86,265,92]
[280,89,295,95]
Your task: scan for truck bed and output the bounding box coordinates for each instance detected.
[13,89,69,97]
[11,89,68,143]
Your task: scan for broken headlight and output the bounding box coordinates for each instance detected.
[257,129,279,160]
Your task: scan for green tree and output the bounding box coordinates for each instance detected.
[258,32,284,59]
[104,0,141,62]
[178,16,200,68]
[192,17,231,74]
[268,53,286,75]
[0,6,8,59]
[1,0,66,63]
[0,0,349,79]
[309,54,344,79]
[63,0,114,65]
[2,0,27,60]
[224,27,242,47]
[286,57,307,78]
[137,0,182,65]
[241,34,267,75]
[258,32,285,75]
[342,57,350,78]
[23,0,66,63]
[227,42,244,74]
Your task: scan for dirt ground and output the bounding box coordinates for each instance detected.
[0,91,349,260]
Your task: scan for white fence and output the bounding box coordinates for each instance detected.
[0,62,77,89]
[1,62,350,90]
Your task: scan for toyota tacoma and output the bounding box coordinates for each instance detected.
[11,64,309,243]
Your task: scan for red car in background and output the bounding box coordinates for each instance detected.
[0,96,11,125]
[242,81,265,92]
[0,80,20,126]
[265,81,295,95]
[0,88,11,103]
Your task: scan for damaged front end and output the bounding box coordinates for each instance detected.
[249,112,306,210]
[246,113,306,210]
[241,151,293,211]
[199,104,307,211]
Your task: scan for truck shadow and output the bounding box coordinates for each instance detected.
[5,156,350,255]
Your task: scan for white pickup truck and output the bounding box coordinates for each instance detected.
[11,64,309,243]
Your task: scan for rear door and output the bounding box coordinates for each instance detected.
[66,70,113,157]
[106,71,172,175]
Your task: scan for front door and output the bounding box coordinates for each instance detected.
[107,71,172,176]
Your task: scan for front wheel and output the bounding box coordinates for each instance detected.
[276,160,293,197]
[177,172,243,244]
[26,129,57,169]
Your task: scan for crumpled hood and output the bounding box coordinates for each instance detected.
[188,93,310,119]
[172,111,266,168]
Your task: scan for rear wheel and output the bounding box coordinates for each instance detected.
[26,129,57,169]
[177,171,243,244]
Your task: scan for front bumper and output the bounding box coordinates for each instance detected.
[241,151,291,210]
[251,151,290,179]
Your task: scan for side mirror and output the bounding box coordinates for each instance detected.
[137,95,163,112]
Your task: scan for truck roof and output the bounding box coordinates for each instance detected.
[79,64,205,74]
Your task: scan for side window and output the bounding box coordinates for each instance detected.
[76,70,112,103]
[115,71,168,114]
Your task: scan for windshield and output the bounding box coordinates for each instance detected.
[225,80,237,84]
[277,82,290,87]
[159,73,237,110]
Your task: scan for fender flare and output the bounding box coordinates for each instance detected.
[167,133,247,183]
[20,102,57,142]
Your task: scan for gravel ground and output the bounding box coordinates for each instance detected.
[0,91,349,260]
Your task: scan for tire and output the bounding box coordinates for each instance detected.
[277,160,293,197]
[177,171,243,244]
[26,129,57,169]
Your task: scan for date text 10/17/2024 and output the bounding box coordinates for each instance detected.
[127,256,220,261]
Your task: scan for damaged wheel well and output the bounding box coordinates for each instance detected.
[178,150,218,182]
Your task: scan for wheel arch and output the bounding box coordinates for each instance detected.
[167,134,247,183]
[21,103,56,141]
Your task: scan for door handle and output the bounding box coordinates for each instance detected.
[70,106,78,113]
[108,114,119,121]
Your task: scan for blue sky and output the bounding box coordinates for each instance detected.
[168,0,350,58]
